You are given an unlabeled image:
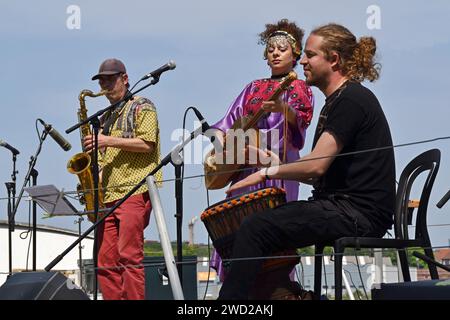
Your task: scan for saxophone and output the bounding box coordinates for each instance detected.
[67,89,106,222]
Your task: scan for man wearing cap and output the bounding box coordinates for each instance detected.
[84,58,162,300]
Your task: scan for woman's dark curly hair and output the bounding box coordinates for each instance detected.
[259,18,305,62]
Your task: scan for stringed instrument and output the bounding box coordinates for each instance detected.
[204,71,297,189]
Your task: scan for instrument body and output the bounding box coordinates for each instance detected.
[204,71,297,189]
[67,89,105,222]
[201,187,301,299]
[201,187,297,269]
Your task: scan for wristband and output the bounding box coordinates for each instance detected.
[264,167,271,180]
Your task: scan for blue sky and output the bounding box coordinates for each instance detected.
[1,1,449,251]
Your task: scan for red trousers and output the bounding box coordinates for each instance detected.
[97,192,151,300]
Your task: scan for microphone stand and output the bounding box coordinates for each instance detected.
[31,168,38,271]
[5,151,18,276]
[9,128,49,275]
[90,116,100,300]
[45,123,208,290]
[174,163,183,282]
[13,129,49,220]
[76,215,85,290]
[5,181,15,276]
[172,117,211,282]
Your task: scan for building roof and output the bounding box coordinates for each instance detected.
[435,248,450,261]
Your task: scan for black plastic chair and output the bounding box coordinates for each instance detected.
[313,148,441,300]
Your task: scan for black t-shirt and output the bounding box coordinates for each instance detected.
[312,82,396,229]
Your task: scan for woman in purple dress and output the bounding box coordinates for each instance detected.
[209,19,314,281]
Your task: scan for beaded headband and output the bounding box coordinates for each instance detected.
[264,30,302,59]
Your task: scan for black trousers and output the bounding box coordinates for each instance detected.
[218,199,386,300]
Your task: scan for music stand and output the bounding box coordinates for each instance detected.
[24,184,90,291]
[24,184,80,217]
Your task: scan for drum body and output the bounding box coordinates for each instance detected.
[201,187,302,299]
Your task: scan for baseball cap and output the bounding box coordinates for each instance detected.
[91,58,127,80]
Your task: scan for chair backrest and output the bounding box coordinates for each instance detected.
[394,149,440,241]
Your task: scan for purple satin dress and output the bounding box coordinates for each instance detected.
[209,77,314,281]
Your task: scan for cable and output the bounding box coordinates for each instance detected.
[342,268,363,300]
[35,119,41,140]
[159,134,450,184]
[30,134,444,190]
[354,253,369,299]
[1,132,446,198]
[203,170,213,300]
[1,135,448,203]
[181,106,213,300]
[202,236,212,300]
[181,107,196,192]
[24,187,33,271]
[18,172,35,272]
[71,243,450,281]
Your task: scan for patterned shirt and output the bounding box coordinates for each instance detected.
[99,95,162,203]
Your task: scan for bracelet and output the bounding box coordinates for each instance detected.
[264,167,271,180]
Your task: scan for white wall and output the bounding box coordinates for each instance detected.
[0,223,94,286]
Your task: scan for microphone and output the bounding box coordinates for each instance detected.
[191,107,210,132]
[191,107,216,144]
[38,119,72,151]
[170,107,214,164]
[0,139,20,155]
[141,60,176,80]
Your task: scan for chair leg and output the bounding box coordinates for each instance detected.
[314,245,324,300]
[424,247,439,279]
[398,249,411,282]
[334,245,343,300]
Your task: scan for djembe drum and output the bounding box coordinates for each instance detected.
[201,187,303,299]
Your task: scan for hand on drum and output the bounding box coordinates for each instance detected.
[245,145,281,167]
[226,170,266,195]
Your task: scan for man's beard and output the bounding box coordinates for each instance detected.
[306,73,327,91]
